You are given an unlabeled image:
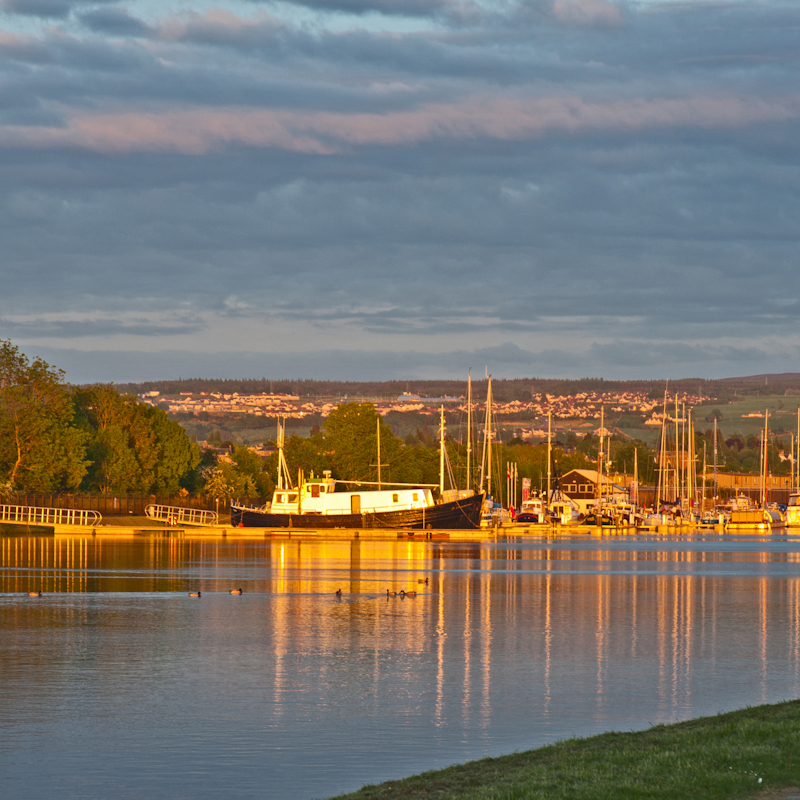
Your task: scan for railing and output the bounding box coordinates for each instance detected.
[145,504,218,527]
[0,505,102,526]
[0,494,253,518]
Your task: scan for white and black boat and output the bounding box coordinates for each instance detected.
[230,474,483,529]
[230,409,483,530]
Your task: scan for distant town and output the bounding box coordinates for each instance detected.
[140,388,710,430]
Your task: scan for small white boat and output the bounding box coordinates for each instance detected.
[785,492,800,528]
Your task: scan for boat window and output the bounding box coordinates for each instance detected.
[412,492,418,501]
[288,494,298,503]
[311,485,320,498]
[393,493,399,503]
[276,494,284,504]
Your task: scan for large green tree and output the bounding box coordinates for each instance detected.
[0,340,88,491]
[75,385,200,494]
[323,403,407,484]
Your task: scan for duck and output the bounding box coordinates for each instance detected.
[417,578,429,584]
[230,588,243,595]
[405,590,417,597]
[335,589,342,597]
[28,591,42,597]
[189,592,201,598]
[386,590,397,596]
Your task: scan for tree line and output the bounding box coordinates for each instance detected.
[0,341,201,495]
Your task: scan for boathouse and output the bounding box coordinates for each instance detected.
[559,469,629,513]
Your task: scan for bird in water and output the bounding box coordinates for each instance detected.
[28,591,42,597]
[189,592,201,597]
[335,589,342,597]
[230,588,243,595]
[386,590,396,597]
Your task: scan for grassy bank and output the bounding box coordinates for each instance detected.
[327,700,800,800]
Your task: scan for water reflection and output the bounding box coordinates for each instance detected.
[2,532,800,799]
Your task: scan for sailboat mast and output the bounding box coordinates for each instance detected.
[675,395,680,505]
[702,441,707,515]
[439,406,445,496]
[546,411,552,509]
[596,406,604,513]
[480,376,493,499]
[656,389,667,509]
[762,410,769,506]
[487,378,493,499]
[377,417,382,490]
[276,416,292,490]
[713,416,718,503]
[687,407,694,507]
[466,374,472,491]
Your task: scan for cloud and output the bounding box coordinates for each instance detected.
[78,7,151,37]
[1,93,797,155]
[552,0,623,26]
[0,315,205,338]
[261,0,453,16]
[1,0,800,383]
[1,0,74,18]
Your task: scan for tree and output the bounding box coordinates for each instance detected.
[323,403,403,483]
[201,462,257,499]
[231,445,273,498]
[0,340,88,491]
[75,385,200,494]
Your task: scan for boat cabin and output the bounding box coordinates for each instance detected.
[270,473,434,516]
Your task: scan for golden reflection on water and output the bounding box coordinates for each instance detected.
[4,535,800,729]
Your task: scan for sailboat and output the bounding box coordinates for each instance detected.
[230,405,484,530]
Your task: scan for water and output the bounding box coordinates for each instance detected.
[2,531,800,799]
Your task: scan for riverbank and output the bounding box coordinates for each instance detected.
[327,700,800,800]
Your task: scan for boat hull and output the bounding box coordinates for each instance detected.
[231,493,484,530]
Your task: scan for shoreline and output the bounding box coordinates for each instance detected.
[324,700,800,800]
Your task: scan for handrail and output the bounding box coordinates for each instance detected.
[145,504,218,527]
[0,505,102,526]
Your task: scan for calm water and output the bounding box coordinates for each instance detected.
[3,531,800,800]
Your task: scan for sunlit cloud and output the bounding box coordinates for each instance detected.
[1,93,796,154]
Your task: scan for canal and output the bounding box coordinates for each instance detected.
[1,532,799,799]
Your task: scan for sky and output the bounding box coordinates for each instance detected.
[1,0,799,384]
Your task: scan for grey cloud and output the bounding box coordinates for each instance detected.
[0,318,205,338]
[2,0,74,18]
[1,0,800,382]
[78,7,151,37]
[254,0,468,20]
[1,0,121,18]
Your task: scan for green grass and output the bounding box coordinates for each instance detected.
[326,700,800,800]
[696,395,800,437]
